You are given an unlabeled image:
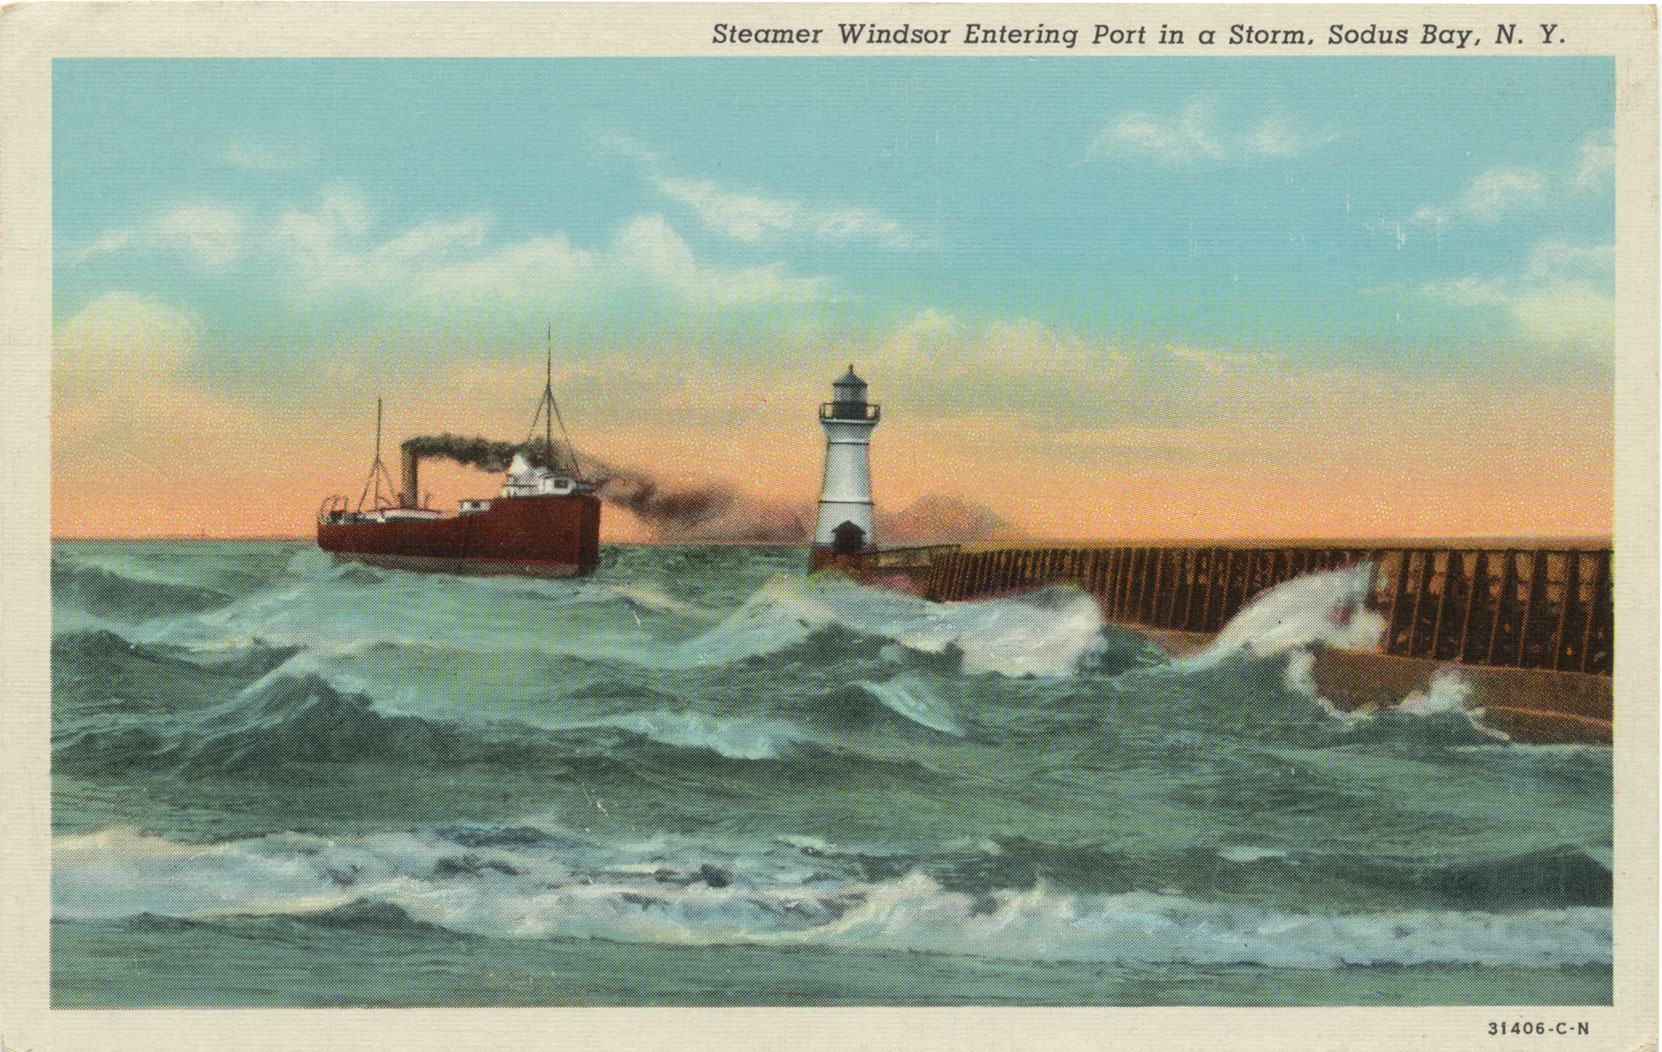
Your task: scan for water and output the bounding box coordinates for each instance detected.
[50,541,1612,1006]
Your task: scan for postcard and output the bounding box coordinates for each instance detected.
[1,4,1655,1050]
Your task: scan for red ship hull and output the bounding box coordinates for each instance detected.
[318,493,601,578]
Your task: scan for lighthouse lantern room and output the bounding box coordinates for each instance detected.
[811,365,882,571]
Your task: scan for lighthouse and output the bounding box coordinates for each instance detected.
[811,365,882,571]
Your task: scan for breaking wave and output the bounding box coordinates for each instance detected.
[49,541,1615,1003]
[52,559,236,622]
[54,826,1612,969]
[852,673,965,736]
[675,575,1105,677]
[1190,563,1385,667]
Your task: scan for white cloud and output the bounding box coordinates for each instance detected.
[1170,346,1290,373]
[1575,128,1615,188]
[270,191,377,285]
[53,291,200,395]
[1402,277,1512,307]
[1092,101,1337,166]
[78,181,835,313]
[262,192,831,308]
[52,292,209,439]
[375,215,492,261]
[811,207,916,248]
[223,139,319,172]
[869,310,1130,418]
[72,229,136,265]
[613,213,699,278]
[1511,283,1613,348]
[1397,128,1613,234]
[1388,239,1613,351]
[612,214,832,303]
[155,205,246,266]
[75,206,247,268]
[1525,239,1613,284]
[656,177,799,241]
[416,235,592,301]
[614,137,922,248]
[1407,168,1548,227]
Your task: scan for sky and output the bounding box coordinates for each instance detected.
[52,58,1615,540]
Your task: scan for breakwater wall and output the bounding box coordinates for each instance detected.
[851,541,1613,676]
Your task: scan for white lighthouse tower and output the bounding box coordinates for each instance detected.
[811,365,881,570]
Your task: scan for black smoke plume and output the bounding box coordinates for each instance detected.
[595,469,807,541]
[400,434,578,475]
[400,433,806,541]
[600,476,734,531]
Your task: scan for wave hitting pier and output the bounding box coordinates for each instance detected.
[834,539,1615,744]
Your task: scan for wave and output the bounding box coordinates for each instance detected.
[54,654,833,772]
[53,825,1611,968]
[673,575,1105,677]
[74,553,1105,688]
[585,710,809,761]
[1278,655,1512,745]
[1190,563,1384,667]
[852,674,965,736]
[51,628,300,718]
[288,545,695,617]
[52,559,236,622]
[1182,566,1523,744]
[53,660,505,775]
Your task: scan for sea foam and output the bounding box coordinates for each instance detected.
[53,826,1612,969]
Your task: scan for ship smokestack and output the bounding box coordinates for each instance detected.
[401,447,420,508]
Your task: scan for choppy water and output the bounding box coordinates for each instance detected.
[51,541,1612,1006]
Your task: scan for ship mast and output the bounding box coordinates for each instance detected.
[355,397,398,513]
[545,324,554,468]
[525,323,582,480]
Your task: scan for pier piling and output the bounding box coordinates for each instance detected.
[863,539,1612,676]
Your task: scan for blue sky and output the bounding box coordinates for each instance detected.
[51,58,1616,538]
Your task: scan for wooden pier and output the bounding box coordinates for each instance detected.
[840,540,1613,676]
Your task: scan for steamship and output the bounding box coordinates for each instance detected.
[316,356,601,577]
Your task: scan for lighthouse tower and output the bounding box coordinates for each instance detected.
[811,365,881,571]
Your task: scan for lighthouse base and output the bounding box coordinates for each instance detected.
[809,544,877,573]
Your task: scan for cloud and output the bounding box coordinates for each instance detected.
[1575,128,1615,188]
[1381,239,1613,351]
[612,136,923,248]
[1511,282,1613,349]
[862,310,1131,434]
[415,235,593,302]
[1397,128,1612,232]
[1406,168,1548,227]
[259,189,831,309]
[53,291,200,400]
[74,205,248,269]
[376,215,492,260]
[1525,239,1613,284]
[656,177,799,241]
[611,214,831,302]
[1394,277,1512,307]
[271,189,372,262]
[1091,101,1337,165]
[1170,346,1290,374]
[223,139,319,172]
[155,205,246,266]
[71,229,136,265]
[51,292,261,454]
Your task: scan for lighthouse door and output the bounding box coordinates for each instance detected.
[831,520,867,555]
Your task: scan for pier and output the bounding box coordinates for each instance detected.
[910,541,1612,675]
[829,540,1614,742]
